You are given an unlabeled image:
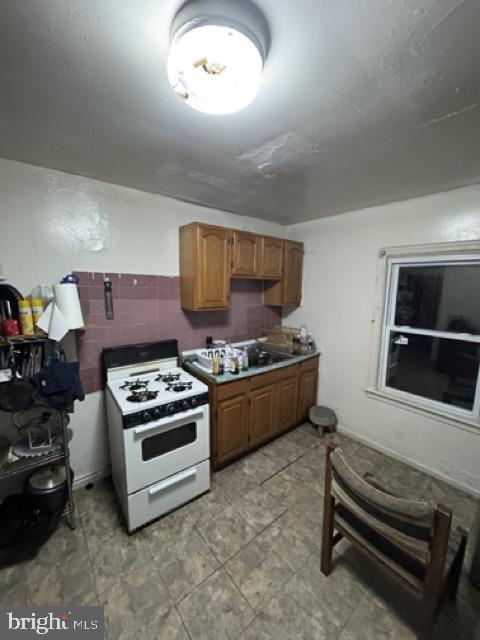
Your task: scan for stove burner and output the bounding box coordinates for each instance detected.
[156,372,181,384]
[165,381,193,393]
[126,390,159,403]
[120,379,149,392]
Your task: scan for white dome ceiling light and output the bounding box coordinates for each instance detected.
[167,0,269,115]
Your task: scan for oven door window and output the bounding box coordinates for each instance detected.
[142,422,197,461]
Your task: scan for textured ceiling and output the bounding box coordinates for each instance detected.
[1,0,480,224]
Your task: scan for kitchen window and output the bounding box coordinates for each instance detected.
[378,254,480,423]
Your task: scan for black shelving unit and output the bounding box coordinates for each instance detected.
[0,335,76,529]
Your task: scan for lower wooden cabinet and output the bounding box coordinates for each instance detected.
[214,381,250,466]
[275,373,299,434]
[250,383,276,447]
[207,356,319,469]
[297,359,319,422]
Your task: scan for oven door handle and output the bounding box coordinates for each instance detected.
[133,408,204,438]
[148,467,197,497]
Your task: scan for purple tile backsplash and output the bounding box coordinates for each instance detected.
[74,271,282,394]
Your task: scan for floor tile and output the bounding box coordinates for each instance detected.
[147,515,219,603]
[293,550,366,628]
[232,449,286,485]
[26,553,96,606]
[197,504,257,564]
[88,528,153,594]
[181,485,231,528]
[338,593,415,640]
[100,565,171,640]
[286,447,326,493]
[260,437,305,466]
[262,467,324,509]
[177,568,255,640]
[280,425,321,453]
[225,536,293,612]
[212,466,258,502]
[0,560,28,605]
[74,477,117,514]
[31,519,90,569]
[423,478,479,532]
[143,607,190,640]
[233,486,286,532]
[434,595,480,640]
[252,576,340,640]
[257,508,321,573]
[80,495,124,542]
[377,459,432,500]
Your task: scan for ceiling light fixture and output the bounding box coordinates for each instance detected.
[167,1,268,115]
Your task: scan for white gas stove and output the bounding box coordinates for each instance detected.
[103,340,210,532]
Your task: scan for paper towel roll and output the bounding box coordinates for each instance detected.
[53,283,84,329]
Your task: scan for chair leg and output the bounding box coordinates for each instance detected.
[320,495,335,576]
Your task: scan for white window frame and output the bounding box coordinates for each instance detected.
[366,240,480,432]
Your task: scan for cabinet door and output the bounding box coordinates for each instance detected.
[197,225,230,308]
[216,393,249,466]
[298,370,318,422]
[283,241,304,306]
[261,237,283,279]
[231,231,260,278]
[275,375,299,434]
[250,384,276,447]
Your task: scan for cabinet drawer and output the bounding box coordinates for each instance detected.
[300,356,319,373]
[216,379,249,401]
[249,362,299,389]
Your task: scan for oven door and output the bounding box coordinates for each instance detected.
[123,406,209,494]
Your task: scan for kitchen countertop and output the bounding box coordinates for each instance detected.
[182,351,320,385]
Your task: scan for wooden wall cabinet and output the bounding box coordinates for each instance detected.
[207,356,319,469]
[179,222,303,309]
[264,240,304,307]
[231,231,261,278]
[260,236,283,279]
[179,223,231,310]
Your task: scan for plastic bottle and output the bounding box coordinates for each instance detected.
[30,298,44,332]
[18,300,34,335]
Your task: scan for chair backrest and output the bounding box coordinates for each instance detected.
[329,446,436,563]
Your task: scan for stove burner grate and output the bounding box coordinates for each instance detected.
[126,390,159,403]
[165,381,193,393]
[156,372,181,384]
[120,378,149,392]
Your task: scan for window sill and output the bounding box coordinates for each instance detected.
[365,387,480,435]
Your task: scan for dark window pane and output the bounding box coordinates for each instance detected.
[386,332,479,411]
[394,264,480,334]
[142,422,196,461]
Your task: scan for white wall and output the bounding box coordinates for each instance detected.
[285,185,480,495]
[0,158,284,486]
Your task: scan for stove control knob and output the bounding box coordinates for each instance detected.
[142,411,151,423]
[167,403,176,415]
[182,400,190,411]
[152,407,162,419]
[190,397,198,408]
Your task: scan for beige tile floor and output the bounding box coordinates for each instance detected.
[1,425,479,639]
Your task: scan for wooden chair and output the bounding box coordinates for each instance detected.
[321,443,468,640]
